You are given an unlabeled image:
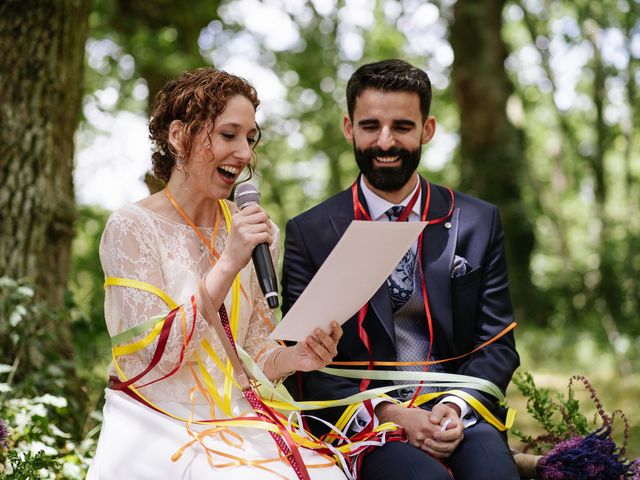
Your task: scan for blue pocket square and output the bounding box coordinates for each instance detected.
[451,255,470,278]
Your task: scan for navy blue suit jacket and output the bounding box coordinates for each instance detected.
[281,176,519,434]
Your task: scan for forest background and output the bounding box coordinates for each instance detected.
[1,0,639,477]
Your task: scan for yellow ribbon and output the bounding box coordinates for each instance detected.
[106,197,516,473]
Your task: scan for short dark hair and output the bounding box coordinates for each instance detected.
[346,59,432,121]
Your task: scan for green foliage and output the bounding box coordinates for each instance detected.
[0,278,99,478]
[87,0,221,108]
[0,278,72,396]
[503,0,640,367]
[0,450,61,480]
[512,371,560,440]
[0,394,94,479]
[511,371,625,455]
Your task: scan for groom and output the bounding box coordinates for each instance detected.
[281,59,520,479]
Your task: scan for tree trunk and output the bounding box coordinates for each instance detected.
[0,0,90,308]
[450,0,539,323]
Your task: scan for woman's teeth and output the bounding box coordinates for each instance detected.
[218,166,240,178]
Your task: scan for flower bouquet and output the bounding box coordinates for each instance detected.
[511,372,640,479]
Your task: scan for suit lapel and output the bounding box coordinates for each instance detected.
[367,278,395,345]
[421,179,458,355]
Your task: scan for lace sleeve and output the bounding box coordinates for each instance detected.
[100,208,209,379]
[242,222,282,370]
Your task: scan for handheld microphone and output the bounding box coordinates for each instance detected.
[233,183,279,309]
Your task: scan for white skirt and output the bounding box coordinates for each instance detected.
[87,389,347,480]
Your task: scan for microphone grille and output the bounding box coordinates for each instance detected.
[234,182,261,209]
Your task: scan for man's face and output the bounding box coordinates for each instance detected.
[343,89,435,196]
[353,144,422,192]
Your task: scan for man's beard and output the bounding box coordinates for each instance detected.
[354,145,421,192]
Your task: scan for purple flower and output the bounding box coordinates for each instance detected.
[537,427,633,480]
[631,458,640,480]
[0,418,8,450]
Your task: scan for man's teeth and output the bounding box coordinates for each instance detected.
[219,166,240,175]
[375,156,399,163]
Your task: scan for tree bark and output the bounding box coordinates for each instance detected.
[0,0,91,308]
[450,0,539,323]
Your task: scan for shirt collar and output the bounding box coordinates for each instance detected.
[359,175,422,221]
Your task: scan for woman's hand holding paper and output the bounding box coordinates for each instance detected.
[267,322,343,379]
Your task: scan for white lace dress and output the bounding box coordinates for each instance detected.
[87,203,345,480]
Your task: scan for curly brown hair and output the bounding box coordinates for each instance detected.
[149,67,261,183]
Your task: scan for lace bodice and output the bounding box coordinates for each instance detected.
[100,202,281,404]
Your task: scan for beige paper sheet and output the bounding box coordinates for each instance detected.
[270,220,427,341]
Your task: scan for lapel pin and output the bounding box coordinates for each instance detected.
[444,221,452,230]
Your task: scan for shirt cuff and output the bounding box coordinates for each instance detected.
[439,395,477,428]
[349,395,478,433]
[347,398,393,433]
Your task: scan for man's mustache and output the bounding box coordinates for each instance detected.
[359,147,409,159]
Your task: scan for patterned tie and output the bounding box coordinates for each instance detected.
[385,205,416,311]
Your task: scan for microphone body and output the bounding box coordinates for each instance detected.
[251,243,279,309]
[234,183,279,309]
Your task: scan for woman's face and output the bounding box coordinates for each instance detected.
[183,94,258,200]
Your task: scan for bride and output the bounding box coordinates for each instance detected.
[87,67,346,480]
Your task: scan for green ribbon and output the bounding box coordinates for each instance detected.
[321,367,505,402]
[110,314,166,346]
[237,346,506,410]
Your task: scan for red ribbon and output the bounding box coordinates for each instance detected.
[110,296,198,392]
[217,303,311,480]
[109,307,179,391]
